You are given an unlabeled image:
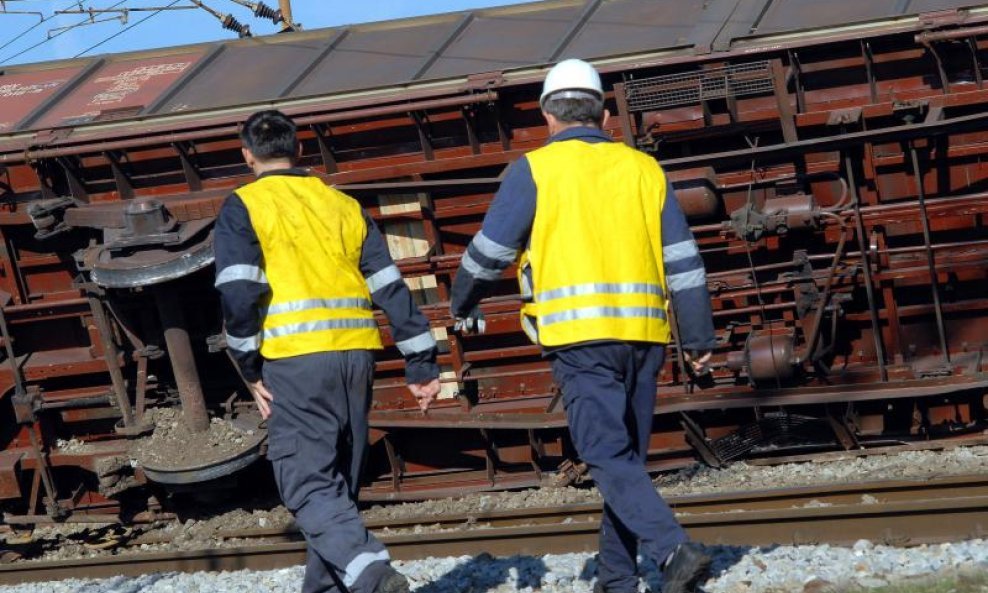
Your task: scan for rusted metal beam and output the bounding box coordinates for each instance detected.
[907,142,950,364]
[153,290,208,433]
[85,291,136,429]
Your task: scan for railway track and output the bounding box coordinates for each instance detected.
[5,473,988,584]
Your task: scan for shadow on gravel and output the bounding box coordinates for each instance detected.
[411,543,772,592]
[416,552,548,593]
[573,543,778,592]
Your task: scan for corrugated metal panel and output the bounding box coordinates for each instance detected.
[700,0,769,53]
[755,0,907,35]
[32,51,204,129]
[424,1,584,78]
[6,0,988,135]
[0,66,84,132]
[908,0,982,13]
[562,0,703,59]
[755,0,978,35]
[289,16,463,96]
[154,37,331,114]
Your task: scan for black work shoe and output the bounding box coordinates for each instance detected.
[594,584,650,593]
[374,566,411,593]
[661,543,711,593]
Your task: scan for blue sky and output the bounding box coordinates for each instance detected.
[0,1,532,66]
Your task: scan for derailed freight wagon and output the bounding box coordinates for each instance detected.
[0,0,987,519]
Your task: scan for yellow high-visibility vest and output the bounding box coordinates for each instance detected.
[236,174,382,358]
[520,139,671,347]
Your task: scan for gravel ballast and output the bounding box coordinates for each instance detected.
[366,445,988,523]
[5,539,988,593]
[13,445,988,564]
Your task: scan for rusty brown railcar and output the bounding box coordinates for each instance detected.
[0,0,987,521]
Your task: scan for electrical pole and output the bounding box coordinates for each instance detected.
[278,0,299,31]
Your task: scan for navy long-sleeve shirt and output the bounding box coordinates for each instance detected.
[450,127,716,352]
[214,168,439,384]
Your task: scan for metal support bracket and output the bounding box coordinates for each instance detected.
[479,428,499,486]
[172,142,203,191]
[104,151,134,201]
[527,429,544,481]
[826,404,860,450]
[410,111,435,161]
[383,435,402,492]
[311,124,339,174]
[680,412,724,468]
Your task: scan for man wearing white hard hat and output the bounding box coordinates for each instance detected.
[450,58,715,593]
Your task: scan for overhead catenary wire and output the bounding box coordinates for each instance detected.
[189,0,251,36]
[224,0,300,30]
[0,0,43,22]
[73,0,184,57]
[1,0,295,65]
[49,14,127,38]
[56,4,198,22]
[0,0,78,56]
[0,0,127,65]
[224,0,278,23]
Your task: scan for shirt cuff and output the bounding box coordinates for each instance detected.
[404,350,440,385]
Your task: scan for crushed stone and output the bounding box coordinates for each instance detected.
[54,439,95,454]
[6,541,988,593]
[14,444,988,564]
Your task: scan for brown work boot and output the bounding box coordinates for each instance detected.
[661,543,711,593]
[374,566,411,593]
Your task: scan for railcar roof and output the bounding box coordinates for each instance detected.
[0,0,984,138]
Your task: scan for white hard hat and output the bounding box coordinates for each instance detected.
[540,58,603,107]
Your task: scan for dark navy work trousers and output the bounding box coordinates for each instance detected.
[550,342,688,593]
[263,350,389,593]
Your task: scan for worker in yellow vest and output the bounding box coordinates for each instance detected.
[451,59,716,593]
[215,110,439,593]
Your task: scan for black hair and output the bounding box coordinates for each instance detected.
[240,110,298,162]
[542,96,604,127]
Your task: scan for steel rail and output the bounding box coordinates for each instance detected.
[6,474,988,584]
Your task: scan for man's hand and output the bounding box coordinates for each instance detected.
[453,305,486,335]
[249,379,274,419]
[408,378,441,412]
[683,350,712,376]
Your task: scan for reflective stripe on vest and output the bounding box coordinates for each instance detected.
[541,306,667,326]
[537,282,664,304]
[236,174,382,358]
[521,139,672,347]
[266,297,372,316]
[535,282,667,328]
[264,318,378,340]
